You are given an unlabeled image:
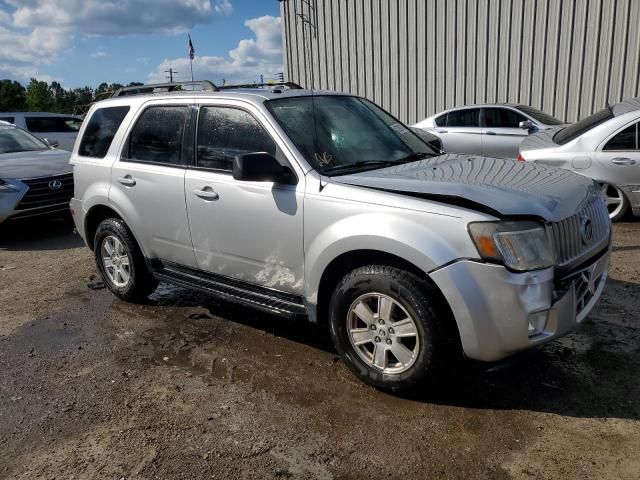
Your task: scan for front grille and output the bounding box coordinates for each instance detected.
[549,195,610,267]
[16,173,73,211]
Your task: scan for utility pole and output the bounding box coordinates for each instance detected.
[165,68,178,83]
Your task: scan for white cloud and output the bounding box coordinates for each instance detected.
[148,15,283,85]
[90,50,108,59]
[214,0,233,15]
[0,0,228,83]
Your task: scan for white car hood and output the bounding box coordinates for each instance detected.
[0,149,72,179]
[332,153,598,222]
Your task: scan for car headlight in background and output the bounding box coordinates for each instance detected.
[468,221,555,271]
[0,179,17,193]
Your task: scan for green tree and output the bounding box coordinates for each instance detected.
[25,79,55,111]
[0,79,27,111]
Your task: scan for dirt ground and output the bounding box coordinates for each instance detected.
[0,218,639,480]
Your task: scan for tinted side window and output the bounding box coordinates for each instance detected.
[446,109,480,127]
[604,123,638,151]
[26,117,82,132]
[484,108,526,128]
[196,106,276,171]
[0,117,14,124]
[434,114,447,127]
[79,106,130,158]
[128,106,188,165]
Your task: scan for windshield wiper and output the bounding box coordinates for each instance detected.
[324,153,434,175]
[323,160,400,174]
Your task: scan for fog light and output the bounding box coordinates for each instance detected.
[528,311,548,337]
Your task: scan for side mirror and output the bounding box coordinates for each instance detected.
[44,138,59,148]
[233,152,297,184]
[519,120,534,131]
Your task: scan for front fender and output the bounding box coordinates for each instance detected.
[304,212,478,304]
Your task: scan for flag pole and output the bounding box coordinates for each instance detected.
[190,58,194,82]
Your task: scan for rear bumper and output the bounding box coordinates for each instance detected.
[430,250,609,362]
[70,197,88,245]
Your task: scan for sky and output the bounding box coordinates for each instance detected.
[0,0,283,88]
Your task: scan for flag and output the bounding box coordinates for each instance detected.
[188,35,195,61]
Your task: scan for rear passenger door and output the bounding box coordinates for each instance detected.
[184,102,304,294]
[435,108,482,155]
[594,120,640,186]
[481,107,530,159]
[110,102,197,268]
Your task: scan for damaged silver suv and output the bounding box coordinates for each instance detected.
[70,81,611,391]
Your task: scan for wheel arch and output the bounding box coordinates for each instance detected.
[313,249,461,347]
[84,204,147,255]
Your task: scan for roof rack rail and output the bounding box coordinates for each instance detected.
[217,81,303,91]
[111,80,218,97]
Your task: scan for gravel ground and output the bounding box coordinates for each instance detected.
[0,218,639,480]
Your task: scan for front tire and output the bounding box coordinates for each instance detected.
[94,218,158,302]
[328,265,458,391]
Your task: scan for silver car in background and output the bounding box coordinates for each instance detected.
[413,104,564,159]
[0,121,73,224]
[519,97,640,221]
[0,112,83,151]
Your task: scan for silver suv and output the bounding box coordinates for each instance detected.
[70,82,611,391]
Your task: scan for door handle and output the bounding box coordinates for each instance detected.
[193,188,219,200]
[118,175,136,186]
[486,131,497,135]
[612,157,636,166]
[437,130,448,134]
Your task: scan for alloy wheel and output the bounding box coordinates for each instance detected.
[346,293,420,374]
[600,183,626,220]
[101,235,131,288]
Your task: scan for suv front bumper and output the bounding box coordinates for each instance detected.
[430,250,609,362]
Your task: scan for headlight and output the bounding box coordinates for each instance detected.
[468,221,555,271]
[0,179,16,192]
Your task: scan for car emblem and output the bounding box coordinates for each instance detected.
[580,215,593,244]
[48,179,62,190]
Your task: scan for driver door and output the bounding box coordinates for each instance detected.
[184,103,305,294]
[481,107,532,159]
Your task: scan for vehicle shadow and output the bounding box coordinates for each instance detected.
[144,278,640,421]
[0,217,83,252]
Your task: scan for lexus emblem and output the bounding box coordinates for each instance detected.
[48,179,62,190]
[580,216,593,244]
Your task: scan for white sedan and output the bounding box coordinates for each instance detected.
[519,98,640,221]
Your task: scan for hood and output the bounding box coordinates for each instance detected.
[0,149,72,179]
[519,126,564,152]
[331,153,597,222]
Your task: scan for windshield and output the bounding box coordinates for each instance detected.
[553,107,613,145]
[267,95,437,175]
[0,126,49,155]
[516,105,564,125]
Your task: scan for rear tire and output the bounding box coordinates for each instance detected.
[601,183,629,222]
[94,218,158,302]
[328,265,459,391]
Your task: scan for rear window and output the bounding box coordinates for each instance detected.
[0,116,14,124]
[26,116,82,133]
[443,109,480,127]
[603,122,639,151]
[79,106,130,158]
[126,105,188,165]
[516,105,564,125]
[553,108,613,145]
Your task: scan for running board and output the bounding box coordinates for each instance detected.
[151,262,307,318]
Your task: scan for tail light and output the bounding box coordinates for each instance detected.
[517,153,525,162]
